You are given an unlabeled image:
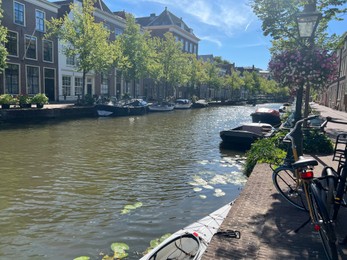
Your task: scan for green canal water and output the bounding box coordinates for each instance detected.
[0,104,281,259]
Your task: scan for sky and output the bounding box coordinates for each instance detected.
[50,0,347,70]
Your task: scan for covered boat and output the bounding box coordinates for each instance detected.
[148,102,175,112]
[220,123,275,150]
[95,99,148,117]
[140,202,233,260]
[174,99,192,109]
[250,107,281,127]
[192,99,209,108]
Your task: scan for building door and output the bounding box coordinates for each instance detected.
[44,68,55,101]
[87,77,93,96]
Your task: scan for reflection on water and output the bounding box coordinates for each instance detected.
[0,104,280,259]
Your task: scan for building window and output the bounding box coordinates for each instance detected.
[5,64,20,94]
[26,66,40,94]
[101,73,109,95]
[35,10,45,32]
[6,31,18,56]
[115,28,123,37]
[66,55,75,66]
[104,23,111,31]
[62,76,71,96]
[25,35,37,60]
[75,77,82,96]
[43,40,53,62]
[14,1,25,26]
[185,41,189,52]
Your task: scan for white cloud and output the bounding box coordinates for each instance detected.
[127,0,256,36]
[199,36,223,47]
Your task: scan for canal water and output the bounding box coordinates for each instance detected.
[0,104,280,259]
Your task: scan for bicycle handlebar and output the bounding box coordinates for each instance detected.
[284,115,319,142]
[320,116,347,131]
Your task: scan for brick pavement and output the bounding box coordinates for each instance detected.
[203,103,347,260]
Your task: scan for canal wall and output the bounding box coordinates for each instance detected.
[0,105,95,123]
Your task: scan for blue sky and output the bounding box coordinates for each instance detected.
[51,0,347,70]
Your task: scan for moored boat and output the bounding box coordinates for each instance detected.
[95,99,148,117]
[148,102,175,112]
[250,107,281,127]
[279,103,292,113]
[174,99,192,109]
[220,122,275,150]
[192,99,209,108]
[140,201,233,260]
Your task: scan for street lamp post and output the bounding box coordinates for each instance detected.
[293,3,321,156]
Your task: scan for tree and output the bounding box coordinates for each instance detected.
[224,71,244,100]
[243,71,256,99]
[153,32,189,100]
[251,0,347,52]
[0,0,8,73]
[46,0,117,100]
[117,14,153,98]
[251,0,345,155]
[203,60,222,99]
[186,54,207,98]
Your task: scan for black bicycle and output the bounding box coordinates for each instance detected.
[272,116,338,259]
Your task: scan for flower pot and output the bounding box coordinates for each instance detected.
[20,103,32,108]
[1,104,10,109]
[36,103,44,109]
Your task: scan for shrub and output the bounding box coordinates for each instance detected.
[303,130,334,154]
[32,93,49,104]
[243,129,333,176]
[0,94,16,105]
[244,132,287,176]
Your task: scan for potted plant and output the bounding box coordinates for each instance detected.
[18,94,32,108]
[0,94,16,109]
[32,93,49,108]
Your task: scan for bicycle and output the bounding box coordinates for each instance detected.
[272,116,345,211]
[272,115,338,260]
[322,133,347,221]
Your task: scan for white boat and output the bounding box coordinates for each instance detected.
[174,99,192,109]
[140,201,233,260]
[192,99,209,108]
[148,102,175,112]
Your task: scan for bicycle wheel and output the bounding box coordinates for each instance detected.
[272,166,307,211]
[320,167,336,219]
[332,166,347,220]
[310,182,338,260]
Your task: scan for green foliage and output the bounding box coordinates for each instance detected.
[120,201,143,215]
[46,0,117,96]
[18,95,32,105]
[0,94,15,105]
[244,133,287,176]
[31,93,49,104]
[118,14,152,83]
[110,242,129,259]
[152,32,190,96]
[303,130,333,154]
[0,0,7,73]
[251,0,347,52]
[244,129,334,176]
[73,257,90,260]
[143,233,172,255]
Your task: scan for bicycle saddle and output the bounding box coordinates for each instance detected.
[291,156,318,169]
